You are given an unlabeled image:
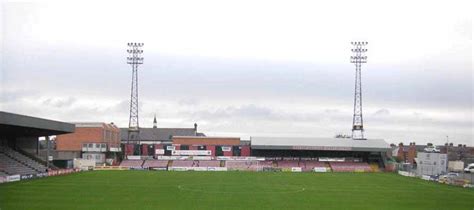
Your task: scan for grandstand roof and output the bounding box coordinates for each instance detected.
[0,111,75,137]
[251,137,391,152]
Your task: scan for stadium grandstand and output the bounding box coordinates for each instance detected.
[118,135,391,172]
[251,137,391,171]
[0,111,75,176]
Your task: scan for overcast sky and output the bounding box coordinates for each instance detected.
[1,0,472,145]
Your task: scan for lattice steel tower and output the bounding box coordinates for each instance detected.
[350,41,368,140]
[126,42,144,144]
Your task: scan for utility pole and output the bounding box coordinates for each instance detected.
[126,43,144,156]
[350,41,368,140]
[446,135,449,168]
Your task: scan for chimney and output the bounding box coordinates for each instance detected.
[194,123,198,132]
[408,142,416,164]
[153,114,157,129]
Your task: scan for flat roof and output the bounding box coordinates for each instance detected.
[251,136,391,152]
[0,111,75,137]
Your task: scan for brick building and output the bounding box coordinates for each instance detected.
[171,136,251,157]
[392,142,474,166]
[56,122,121,165]
[121,117,206,156]
[392,142,418,164]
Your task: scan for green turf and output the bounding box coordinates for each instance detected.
[0,171,473,210]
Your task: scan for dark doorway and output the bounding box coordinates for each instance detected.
[233,146,241,156]
[215,146,223,156]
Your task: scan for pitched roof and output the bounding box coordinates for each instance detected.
[120,127,202,141]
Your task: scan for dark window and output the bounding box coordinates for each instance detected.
[180,145,189,150]
[215,146,223,156]
[164,144,172,156]
[148,145,154,155]
[133,144,140,155]
[233,146,241,156]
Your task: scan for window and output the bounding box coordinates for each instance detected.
[180,145,189,150]
[233,146,241,156]
[88,143,93,148]
[215,146,223,156]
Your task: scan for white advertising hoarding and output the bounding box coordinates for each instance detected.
[221,146,232,152]
[155,149,165,155]
[7,174,21,182]
[172,150,211,156]
[313,167,328,172]
[127,155,141,160]
[291,167,302,172]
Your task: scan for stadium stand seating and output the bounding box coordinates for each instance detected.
[301,161,326,171]
[0,146,47,175]
[329,162,372,172]
[226,160,273,171]
[119,160,144,168]
[225,161,255,171]
[196,160,221,167]
[142,160,169,168]
[276,160,300,169]
[172,160,196,167]
[0,153,40,175]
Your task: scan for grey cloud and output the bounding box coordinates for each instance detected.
[178,98,200,106]
[373,108,390,117]
[188,104,277,120]
[42,97,76,108]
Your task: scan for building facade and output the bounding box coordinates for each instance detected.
[121,122,206,156]
[171,136,251,157]
[416,152,447,176]
[56,122,121,165]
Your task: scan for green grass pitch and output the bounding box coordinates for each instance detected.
[1,171,473,210]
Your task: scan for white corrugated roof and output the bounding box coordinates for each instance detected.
[251,136,390,149]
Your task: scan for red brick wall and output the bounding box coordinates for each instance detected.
[125,144,134,156]
[208,146,216,156]
[56,124,120,151]
[56,127,103,151]
[223,150,233,157]
[141,144,149,156]
[407,143,417,164]
[241,146,251,156]
[397,143,405,162]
